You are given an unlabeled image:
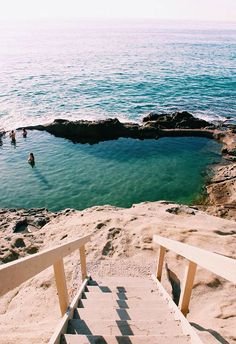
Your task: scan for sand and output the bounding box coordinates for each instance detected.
[0,201,235,343]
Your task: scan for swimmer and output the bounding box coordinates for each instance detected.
[28,152,35,167]
[22,128,27,138]
[9,130,16,142]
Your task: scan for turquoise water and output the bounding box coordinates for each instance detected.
[0,19,234,209]
[0,20,235,129]
[0,131,221,211]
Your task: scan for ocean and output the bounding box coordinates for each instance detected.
[0,19,235,210]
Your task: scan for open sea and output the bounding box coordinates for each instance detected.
[0,19,235,210]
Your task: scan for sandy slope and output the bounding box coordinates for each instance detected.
[0,201,235,344]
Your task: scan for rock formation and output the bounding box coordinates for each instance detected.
[0,208,75,264]
[142,111,211,129]
[21,112,217,143]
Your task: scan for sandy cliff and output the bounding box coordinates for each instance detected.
[0,201,235,344]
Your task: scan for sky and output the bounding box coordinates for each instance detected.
[0,0,236,22]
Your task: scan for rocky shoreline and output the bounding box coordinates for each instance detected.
[21,111,225,143]
[20,111,236,219]
[1,111,235,264]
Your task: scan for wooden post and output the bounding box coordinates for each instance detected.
[179,260,197,317]
[156,246,166,281]
[79,245,87,281]
[53,259,69,316]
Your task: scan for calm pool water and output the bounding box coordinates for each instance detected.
[0,131,222,211]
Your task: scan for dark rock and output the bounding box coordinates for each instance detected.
[2,249,19,263]
[166,206,195,215]
[31,118,126,143]
[142,112,167,122]
[96,222,105,229]
[23,115,216,144]
[142,111,211,129]
[26,246,39,254]
[12,237,26,248]
[13,219,28,233]
[32,217,47,228]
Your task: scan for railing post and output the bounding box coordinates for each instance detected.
[156,246,166,281]
[179,260,197,317]
[53,258,69,316]
[79,245,87,281]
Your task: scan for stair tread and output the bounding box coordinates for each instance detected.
[62,334,191,344]
[74,306,172,321]
[67,319,183,336]
[88,277,156,287]
[82,292,162,301]
[86,286,158,293]
[78,299,166,309]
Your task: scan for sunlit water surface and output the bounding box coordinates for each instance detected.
[0,131,221,211]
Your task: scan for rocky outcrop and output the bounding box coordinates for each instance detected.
[205,163,236,219]
[0,208,56,264]
[0,208,77,264]
[202,130,236,219]
[142,111,211,129]
[21,113,216,144]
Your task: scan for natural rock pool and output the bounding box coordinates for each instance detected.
[0,131,222,211]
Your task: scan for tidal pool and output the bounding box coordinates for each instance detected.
[0,131,222,211]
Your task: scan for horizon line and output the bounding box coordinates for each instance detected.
[0,17,236,24]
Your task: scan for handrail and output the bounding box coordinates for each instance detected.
[153,234,236,316]
[153,235,236,283]
[0,234,91,314]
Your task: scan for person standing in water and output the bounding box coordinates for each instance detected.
[9,130,16,143]
[22,128,27,138]
[28,152,35,167]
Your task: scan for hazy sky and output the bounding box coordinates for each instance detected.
[0,0,236,22]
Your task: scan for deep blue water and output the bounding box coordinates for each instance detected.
[0,19,234,210]
[0,19,235,129]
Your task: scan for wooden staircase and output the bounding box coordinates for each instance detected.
[1,234,235,344]
[61,277,191,344]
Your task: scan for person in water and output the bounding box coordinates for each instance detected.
[9,130,16,142]
[22,128,27,138]
[28,152,35,166]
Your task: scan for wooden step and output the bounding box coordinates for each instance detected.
[82,291,162,301]
[78,298,166,309]
[74,306,172,321]
[85,285,159,293]
[62,334,191,344]
[67,319,183,336]
[88,277,157,288]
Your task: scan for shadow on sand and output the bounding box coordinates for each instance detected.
[191,322,231,344]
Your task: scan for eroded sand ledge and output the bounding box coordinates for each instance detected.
[0,202,236,344]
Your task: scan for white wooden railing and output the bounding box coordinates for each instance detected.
[0,235,91,315]
[153,235,236,316]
